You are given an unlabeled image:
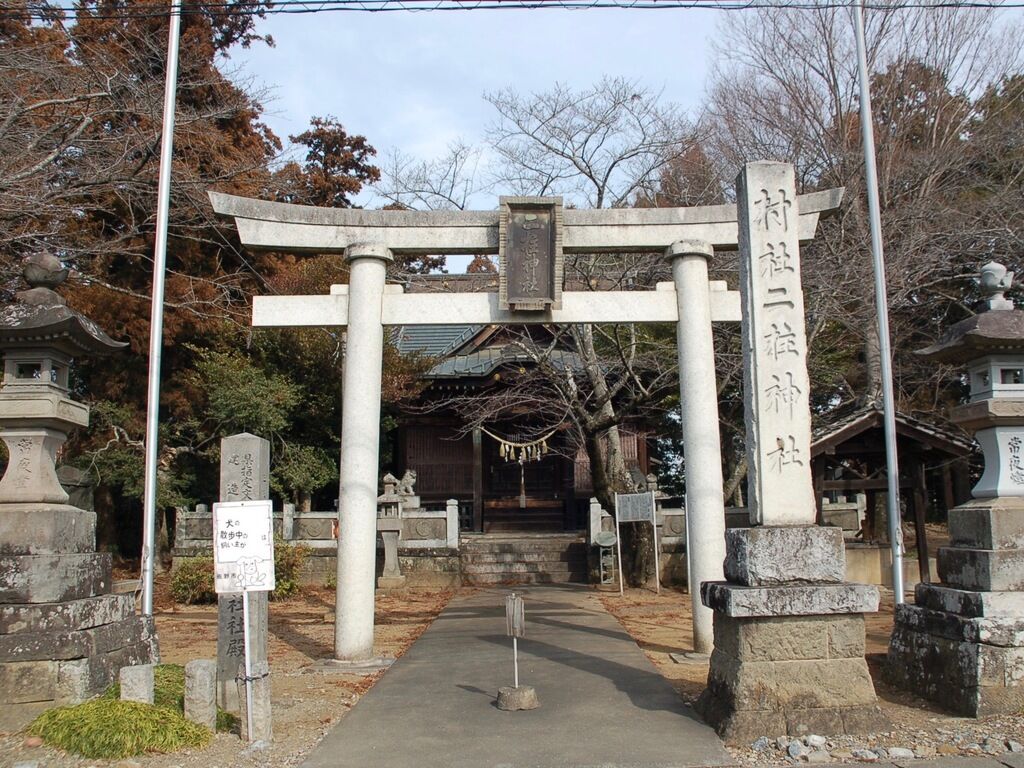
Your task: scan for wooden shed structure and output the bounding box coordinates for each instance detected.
[811,406,975,582]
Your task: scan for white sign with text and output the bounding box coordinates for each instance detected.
[213,499,276,594]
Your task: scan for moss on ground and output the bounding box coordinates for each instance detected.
[30,663,238,758]
[28,699,211,759]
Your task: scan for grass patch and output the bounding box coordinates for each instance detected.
[30,664,239,758]
[28,699,211,759]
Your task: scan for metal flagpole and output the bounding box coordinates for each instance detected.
[853,0,905,603]
[141,0,183,616]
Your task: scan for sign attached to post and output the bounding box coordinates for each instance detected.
[213,500,276,594]
[614,491,661,596]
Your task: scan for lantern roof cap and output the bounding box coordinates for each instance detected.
[0,253,126,356]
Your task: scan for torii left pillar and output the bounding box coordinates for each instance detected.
[335,242,392,662]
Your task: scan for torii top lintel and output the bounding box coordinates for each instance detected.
[208,188,843,255]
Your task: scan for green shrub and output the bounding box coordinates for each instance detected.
[170,557,216,604]
[272,536,309,600]
[29,699,211,758]
[171,539,308,604]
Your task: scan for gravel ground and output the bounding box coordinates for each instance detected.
[600,586,1024,765]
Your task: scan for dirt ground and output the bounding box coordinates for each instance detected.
[600,586,1024,765]
[5,574,1024,768]
[0,579,453,768]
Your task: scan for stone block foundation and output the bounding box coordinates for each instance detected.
[0,505,158,730]
[888,498,1024,717]
[697,527,886,744]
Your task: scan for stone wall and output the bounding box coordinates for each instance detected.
[174,502,460,588]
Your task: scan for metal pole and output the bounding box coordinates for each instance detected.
[513,637,519,689]
[140,0,182,616]
[650,492,660,596]
[853,0,905,603]
[242,591,255,742]
[615,494,624,596]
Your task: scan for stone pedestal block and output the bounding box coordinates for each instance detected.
[889,604,1024,716]
[0,504,96,554]
[0,552,111,603]
[496,685,540,711]
[699,525,885,743]
[937,546,1024,591]
[377,575,407,590]
[0,552,156,724]
[723,526,846,586]
[914,582,1024,618]
[949,497,1024,550]
[890,512,1024,717]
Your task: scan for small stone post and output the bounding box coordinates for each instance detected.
[119,664,154,704]
[696,163,884,742]
[184,659,218,731]
[282,502,295,540]
[215,433,270,713]
[237,660,272,742]
[888,262,1024,716]
[445,498,459,549]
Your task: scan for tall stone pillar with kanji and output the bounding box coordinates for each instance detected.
[696,163,885,742]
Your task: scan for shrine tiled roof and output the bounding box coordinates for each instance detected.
[394,325,481,357]
[425,347,583,379]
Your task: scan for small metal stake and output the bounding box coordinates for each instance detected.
[513,636,519,689]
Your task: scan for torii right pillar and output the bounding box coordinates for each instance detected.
[888,261,1024,716]
[696,163,885,743]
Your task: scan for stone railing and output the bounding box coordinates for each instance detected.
[174,498,459,556]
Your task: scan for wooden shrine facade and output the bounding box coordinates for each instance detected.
[393,314,651,533]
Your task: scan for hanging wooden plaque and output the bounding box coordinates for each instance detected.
[498,196,563,311]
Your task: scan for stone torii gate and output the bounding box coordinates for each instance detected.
[211,165,842,661]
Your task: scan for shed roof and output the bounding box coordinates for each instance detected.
[811,406,973,458]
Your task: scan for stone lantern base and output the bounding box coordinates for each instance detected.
[888,497,1024,716]
[0,503,157,730]
[696,526,887,744]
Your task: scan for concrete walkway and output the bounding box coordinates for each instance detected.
[301,584,734,768]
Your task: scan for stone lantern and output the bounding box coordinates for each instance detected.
[888,261,1024,716]
[0,255,157,730]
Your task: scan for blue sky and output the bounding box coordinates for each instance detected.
[232,6,719,181]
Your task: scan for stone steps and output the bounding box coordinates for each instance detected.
[463,571,589,586]
[459,536,588,585]
[462,552,585,565]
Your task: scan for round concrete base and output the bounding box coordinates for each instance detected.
[496,685,540,711]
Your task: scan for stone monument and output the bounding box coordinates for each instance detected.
[216,432,270,713]
[0,254,157,730]
[888,261,1024,716]
[696,163,885,742]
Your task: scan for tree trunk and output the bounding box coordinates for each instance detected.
[724,455,748,508]
[863,325,883,406]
